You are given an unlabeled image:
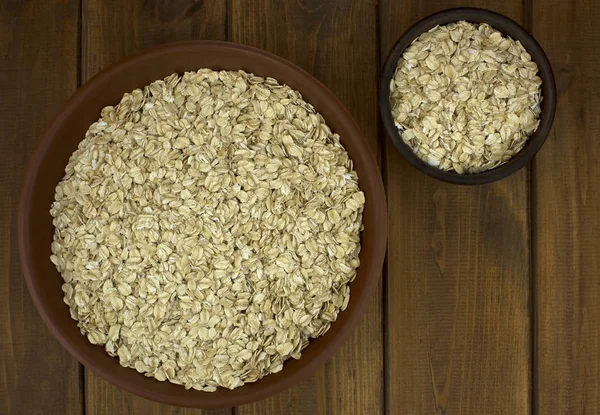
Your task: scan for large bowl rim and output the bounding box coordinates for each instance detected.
[379,7,557,185]
[18,40,387,407]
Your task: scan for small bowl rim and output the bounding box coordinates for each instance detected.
[379,7,557,185]
[18,40,387,407]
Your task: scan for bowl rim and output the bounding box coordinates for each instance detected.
[18,40,387,407]
[379,7,557,185]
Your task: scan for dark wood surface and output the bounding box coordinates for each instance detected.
[381,1,531,414]
[533,0,600,413]
[0,1,83,414]
[0,0,597,413]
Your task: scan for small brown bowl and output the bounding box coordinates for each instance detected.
[380,7,557,184]
[18,41,387,408]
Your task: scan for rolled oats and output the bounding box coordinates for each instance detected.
[389,21,542,174]
[50,69,364,391]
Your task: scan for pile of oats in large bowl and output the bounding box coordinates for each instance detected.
[50,69,365,391]
[390,21,542,174]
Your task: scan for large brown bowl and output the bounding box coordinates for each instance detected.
[18,41,387,408]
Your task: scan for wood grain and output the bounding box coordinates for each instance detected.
[231,0,383,414]
[82,0,227,80]
[533,0,600,412]
[380,1,532,413]
[81,0,230,413]
[0,0,83,414]
[86,372,230,415]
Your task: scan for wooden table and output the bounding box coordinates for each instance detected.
[1,0,598,413]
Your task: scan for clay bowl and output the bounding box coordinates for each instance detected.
[380,8,557,184]
[18,41,387,408]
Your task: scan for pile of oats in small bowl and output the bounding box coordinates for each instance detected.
[389,21,542,174]
[50,69,365,391]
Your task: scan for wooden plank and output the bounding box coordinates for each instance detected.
[380,1,531,413]
[0,0,83,413]
[82,0,228,79]
[231,0,383,414]
[81,0,230,413]
[533,0,600,412]
[86,372,230,415]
